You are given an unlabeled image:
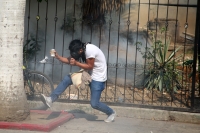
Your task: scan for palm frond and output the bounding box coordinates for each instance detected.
[82,0,126,25]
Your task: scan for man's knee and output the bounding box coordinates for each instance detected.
[62,75,72,83]
[90,101,99,109]
[63,75,71,81]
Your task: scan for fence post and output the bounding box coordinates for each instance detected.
[191,0,200,109]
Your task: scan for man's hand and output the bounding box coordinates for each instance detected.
[54,51,59,58]
[53,52,70,64]
[70,58,77,66]
[69,58,94,70]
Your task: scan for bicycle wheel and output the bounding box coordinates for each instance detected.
[24,70,54,99]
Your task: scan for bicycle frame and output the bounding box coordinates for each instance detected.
[23,68,35,97]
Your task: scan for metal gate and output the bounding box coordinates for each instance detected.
[24,0,200,112]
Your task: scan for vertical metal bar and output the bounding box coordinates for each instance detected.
[53,0,58,49]
[61,0,68,99]
[42,0,49,74]
[105,6,113,102]
[80,0,84,42]
[133,0,141,103]
[25,0,31,63]
[31,0,40,92]
[98,21,102,48]
[182,0,189,107]
[162,0,170,106]
[56,0,67,96]
[173,0,180,107]
[124,0,132,103]
[143,0,151,105]
[72,0,76,40]
[198,13,200,98]
[90,21,93,43]
[26,0,31,41]
[80,1,84,100]
[142,0,151,104]
[61,0,67,80]
[34,1,40,70]
[80,15,84,41]
[114,3,122,102]
[39,0,49,94]
[52,0,58,81]
[151,0,160,105]
[191,0,200,109]
[69,0,76,100]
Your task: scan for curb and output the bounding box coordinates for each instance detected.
[28,101,200,124]
[0,110,74,132]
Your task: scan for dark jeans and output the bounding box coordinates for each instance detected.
[50,75,114,115]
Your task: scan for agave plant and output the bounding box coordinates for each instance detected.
[137,33,182,92]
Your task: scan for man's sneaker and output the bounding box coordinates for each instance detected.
[40,94,52,108]
[104,111,116,123]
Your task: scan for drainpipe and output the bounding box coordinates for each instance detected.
[191,0,200,110]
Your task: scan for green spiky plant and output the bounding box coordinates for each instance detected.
[137,31,182,92]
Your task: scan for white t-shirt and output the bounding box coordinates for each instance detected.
[85,44,107,82]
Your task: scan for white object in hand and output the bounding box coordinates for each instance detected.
[50,49,56,57]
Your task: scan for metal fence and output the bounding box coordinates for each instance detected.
[24,0,200,112]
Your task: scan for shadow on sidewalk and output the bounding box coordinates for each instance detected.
[68,109,102,121]
[29,101,103,122]
[30,103,49,110]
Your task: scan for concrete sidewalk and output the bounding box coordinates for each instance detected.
[28,101,200,124]
[0,112,199,133]
[0,101,200,133]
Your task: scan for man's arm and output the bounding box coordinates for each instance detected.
[55,52,70,64]
[53,50,94,69]
[70,58,94,70]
